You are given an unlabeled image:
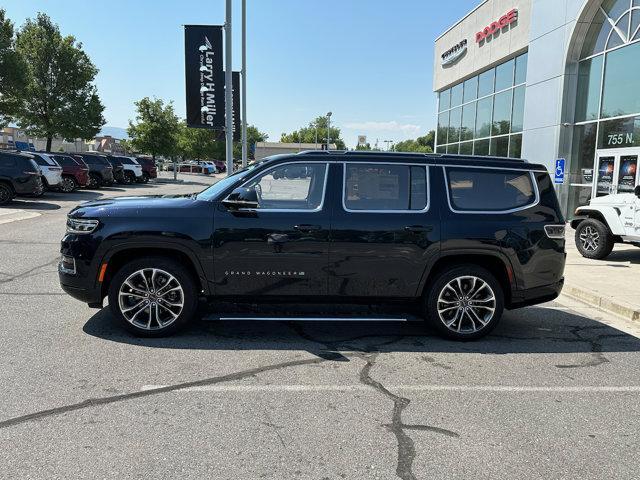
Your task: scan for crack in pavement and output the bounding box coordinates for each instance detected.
[0,258,59,285]
[0,355,337,430]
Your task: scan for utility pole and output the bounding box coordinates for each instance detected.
[326,111,332,150]
[241,0,248,168]
[225,0,233,176]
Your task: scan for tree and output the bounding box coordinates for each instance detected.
[0,9,27,127]
[393,130,435,154]
[281,116,346,150]
[355,142,371,151]
[12,13,105,151]
[127,97,179,160]
[233,124,268,159]
[177,122,223,161]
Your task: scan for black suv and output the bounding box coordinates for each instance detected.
[72,153,114,188]
[59,152,566,339]
[0,151,44,204]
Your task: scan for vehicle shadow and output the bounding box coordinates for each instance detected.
[82,305,640,356]
[5,199,62,210]
[602,249,640,265]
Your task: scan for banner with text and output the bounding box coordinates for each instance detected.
[231,71,241,142]
[184,25,224,129]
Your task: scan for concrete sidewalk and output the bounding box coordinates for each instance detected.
[563,234,640,322]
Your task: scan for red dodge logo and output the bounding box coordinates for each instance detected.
[476,9,518,43]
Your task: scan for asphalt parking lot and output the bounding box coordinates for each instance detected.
[1,175,640,480]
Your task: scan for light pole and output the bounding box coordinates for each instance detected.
[224,0,233,176]
[241,0,248,168]
[326,111,332,150]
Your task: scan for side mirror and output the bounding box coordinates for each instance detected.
[222,186,259,210]
[635,185,640,199]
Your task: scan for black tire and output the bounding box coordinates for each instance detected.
[143,173,150,183]
[88,173,101,189]
[0,182,13,205]
[108,256,198,337]
[575,218,614,259]
[60,176,78,193]
[122,171,134,185]
[425,265,504,341]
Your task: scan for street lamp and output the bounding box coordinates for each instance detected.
[326,112,332,150]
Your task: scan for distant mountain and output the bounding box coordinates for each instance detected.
[100,126,129,139]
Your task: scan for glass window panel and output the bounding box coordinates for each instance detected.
[460,102,476,141]
[439,89,450,112]
[344,164,410,210]
[409,166,427,210]
[463,76,478,103]
[448,107,462,143]
[511,86,525,133]
[514,53,527,85]
[567,185,594,220]
[492,90,513,136]
[601,41,640,118]
[478,69,495,97]
[575,55,603,122]
[450,83,463,108]
[508,134,522,158]
[459,141,473,155]
[597,115,640,148]
[490,136,510,157]
[446,168,535,211]
[437,111,449,145]
[580,11,610,58]
[446,143,459,154]
[606,12,629,49]
[475,97,493,138]
[570,123,597,184]
[495,59,515,91]
[474,139,490,156]
[435,144,446,153]
[632,9,640,40]
[603,0,629,20]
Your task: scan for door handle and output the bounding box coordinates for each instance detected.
[294,224,321,232]
[404,225,433,233]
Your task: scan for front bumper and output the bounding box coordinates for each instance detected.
[507,278,564,309]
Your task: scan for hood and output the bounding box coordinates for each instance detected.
[69,194,200,219]
[585,192,636,208]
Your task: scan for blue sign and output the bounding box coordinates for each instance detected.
[554,158,565,184]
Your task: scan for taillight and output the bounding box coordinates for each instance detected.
[23,171,39,175]
[544,225,565,239]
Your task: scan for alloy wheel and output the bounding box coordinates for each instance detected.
[436,276,496,334]
[61,177,75,192]
[118,268,184,330]
[579,226,599,252]
[0,185,11,204]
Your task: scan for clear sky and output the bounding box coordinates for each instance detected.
[4,0,477,149]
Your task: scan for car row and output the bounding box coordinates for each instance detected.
[0,150,158,204]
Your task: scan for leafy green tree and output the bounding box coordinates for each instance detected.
[12,13,105,151]
[393,130,435,153]
[177,122,223,160]
[0,9,27,127]
[281,116,346,150]
[355,142,371,151]
[233,124,268,159]
[127,97,180,160]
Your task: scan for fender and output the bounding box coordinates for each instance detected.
[575,207,626,235]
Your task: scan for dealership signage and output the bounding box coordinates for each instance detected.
[441,39,468,66]
[184,25,225,129]
[230,71,241,142]
[476,9,518,43]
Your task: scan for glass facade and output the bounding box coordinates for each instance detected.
[436,52,527,157]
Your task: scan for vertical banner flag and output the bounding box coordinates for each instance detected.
[232,71,241,142]
[184,25,224,129]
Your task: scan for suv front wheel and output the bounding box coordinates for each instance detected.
[108,257,198,337]
[575,218,614,259]
[425,265,504,340]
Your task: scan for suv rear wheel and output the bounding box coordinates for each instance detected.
[425,265,504,340]
[575,218,614,259]
[0,183,13,205]
[88,173,101,189]
[108,257,198,337]
[60,176,77,193]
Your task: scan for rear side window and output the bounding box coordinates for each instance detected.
[32,155,50,166]
[344,163,428,211]
[446,167,536,212]
[0,155,17,167]
[54,156,75,166]
[83,155,108,165]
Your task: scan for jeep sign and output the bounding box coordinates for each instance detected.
[475,9,518,43]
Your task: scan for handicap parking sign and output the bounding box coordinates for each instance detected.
[554,158,565,184]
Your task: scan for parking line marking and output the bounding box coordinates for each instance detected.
[0,210,41,225]
[141,384,640,393]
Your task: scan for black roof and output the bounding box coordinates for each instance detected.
[287,150,547,172]
[0,149,36,159]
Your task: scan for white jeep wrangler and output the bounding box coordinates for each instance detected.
[571,185,640,259]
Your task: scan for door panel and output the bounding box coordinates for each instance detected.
[328,163,440,298]
[212,162,330,296]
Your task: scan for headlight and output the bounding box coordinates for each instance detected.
[66,218,99,234]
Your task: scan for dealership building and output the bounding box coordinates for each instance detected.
[434,0,640,217]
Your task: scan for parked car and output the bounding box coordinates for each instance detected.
[72,153,114,188]
[0,151,44,204]
[59,151,566,339]
[212,160,226,173]
[105,156,126,184]
[30,152,63,191]
[51,154,90,192]
[112,156,144,184]
[197,161,218,174]
[571,186,640,259]
[135,157,157,183]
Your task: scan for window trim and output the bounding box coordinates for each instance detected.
[342,162,430,214]
[442,166,540,214]
[239,160,329,213]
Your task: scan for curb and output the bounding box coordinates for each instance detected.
[563,283,640,322]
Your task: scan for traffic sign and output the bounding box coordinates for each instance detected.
[554,158,565,184]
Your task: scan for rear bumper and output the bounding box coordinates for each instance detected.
[507,278,564,309]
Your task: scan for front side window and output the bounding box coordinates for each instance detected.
[446,167,536,212]
[344,163,428,211]
[243,162,328,210]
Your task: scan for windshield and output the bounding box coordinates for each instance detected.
[196,162,264,201]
